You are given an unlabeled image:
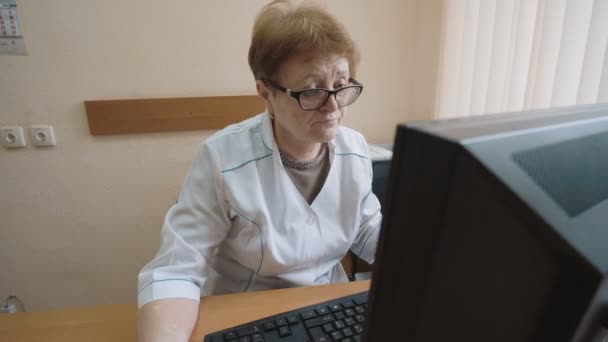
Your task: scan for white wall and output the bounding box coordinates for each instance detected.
[0,0,442,311]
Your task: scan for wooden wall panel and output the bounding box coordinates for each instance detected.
[85,95,265,135]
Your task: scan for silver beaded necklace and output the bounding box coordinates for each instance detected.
[279,145,327,170]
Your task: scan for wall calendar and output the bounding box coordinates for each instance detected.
[0,0,26,55]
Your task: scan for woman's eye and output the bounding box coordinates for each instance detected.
[301,89,324,98]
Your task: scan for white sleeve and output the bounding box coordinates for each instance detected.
[137,142,231,308]
[351,188,382,264]
[350,144,383,264]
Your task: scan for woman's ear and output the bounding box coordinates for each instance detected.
[256,79,270,101]
[256,79,275,115]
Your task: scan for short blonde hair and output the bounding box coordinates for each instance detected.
[248,0,360,81]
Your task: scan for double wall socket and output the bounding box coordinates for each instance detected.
[0,125,57,148]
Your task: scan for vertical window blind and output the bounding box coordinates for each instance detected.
[434,0,608,119]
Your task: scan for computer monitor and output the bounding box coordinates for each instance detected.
[366,103,608,341]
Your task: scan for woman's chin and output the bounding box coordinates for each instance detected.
[316,125,339,142]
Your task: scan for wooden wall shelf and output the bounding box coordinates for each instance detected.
[85,95,265,135]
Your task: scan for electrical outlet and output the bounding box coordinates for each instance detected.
[0,126,26,148]
[30,125,56,147]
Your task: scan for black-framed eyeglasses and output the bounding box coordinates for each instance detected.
[261,78,363,111]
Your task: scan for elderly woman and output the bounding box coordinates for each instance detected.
[137,1,382,340]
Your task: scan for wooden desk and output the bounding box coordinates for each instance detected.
[0,281,370,341]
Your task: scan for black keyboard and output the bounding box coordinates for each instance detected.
[203,291,368,342]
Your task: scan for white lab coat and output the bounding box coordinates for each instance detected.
[137,112,382,308]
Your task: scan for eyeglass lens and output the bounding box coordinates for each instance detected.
[299,86,361,110]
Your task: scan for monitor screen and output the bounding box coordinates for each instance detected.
[366,104,608,341]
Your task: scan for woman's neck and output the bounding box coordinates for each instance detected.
[278,138,323,161]
[274,126,323,161]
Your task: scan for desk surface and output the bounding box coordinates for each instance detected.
[0,281,370,342]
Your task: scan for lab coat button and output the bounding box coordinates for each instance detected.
[306,216,314,225]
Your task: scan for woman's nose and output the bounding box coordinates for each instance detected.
[320,93,339,112]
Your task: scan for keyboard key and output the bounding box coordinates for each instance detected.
[344,317,356,326]
[286,315,299,325]
[342,327,354,337]
[315,306,330,315]
[300,310,317,320]
[238,337,252,342]
[329,304,342,312]
[223,331,237,340]
[334,320,346,329]
[237,325,260,336]
[353,324,364,334]
[343,301,355,308]
[308,326,331,342]
[354,336,362,342]
[355,306,365,314]
[344,308,356,317]
[353,297,367,305]
[330,330,344,340]
[304,314,334,329]
[251,334,264,342]
[343,338,354,342]
[276,318,287,326]
[262,321,276,332]
[335,311,346,320]
[355,314,365,323]
[278,326,291,337]
[322,323,335,333]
